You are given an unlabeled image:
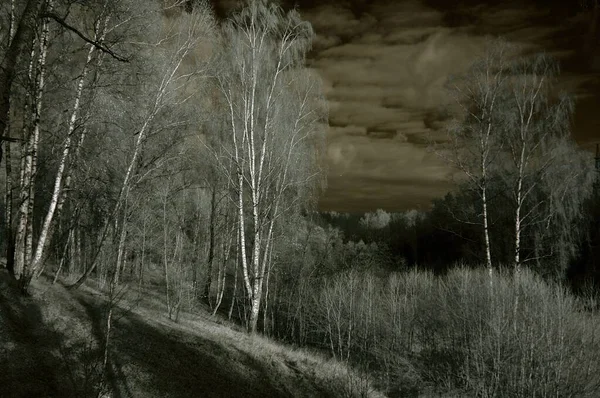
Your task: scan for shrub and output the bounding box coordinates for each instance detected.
[272,265,600,397]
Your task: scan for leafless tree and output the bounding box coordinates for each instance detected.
[69,1,216,290]
[3,0,135,290]
[13,0,52,287]
[435,46,594,279]
[436,40,513,282]
[0,0,45,150]
[207,0,327,333]
[498,54,590,273]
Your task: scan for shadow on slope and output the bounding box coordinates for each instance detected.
[0,270,383,398]
[0,271,73,397]
[75,292,288,398]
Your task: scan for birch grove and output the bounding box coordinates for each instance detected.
[500,90,594,274]
[0,0,217,292]
[8,0,129,291]
[69,1,216,290]
[208,0,326,333]
[2,3,600,396]
[28,7,112,284]
[0,0,45,148]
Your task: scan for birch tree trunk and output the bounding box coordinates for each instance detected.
[482,172,493,280]
[5,136,15,273]
[14,8,50,287]
[0,0,44,148]
[513,145,526,273]
[4,0,18,275]
[26,14,111,285]
[499,54,589,276]
[481,114,495,281]
[13,48,36,280]
[113,197,128,287]
[507,66,546,274]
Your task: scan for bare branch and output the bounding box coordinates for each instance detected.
[44,12,129,62]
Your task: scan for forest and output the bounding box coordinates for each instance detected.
[1,0,600,397]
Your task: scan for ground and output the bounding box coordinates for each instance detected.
[0,270,384,398]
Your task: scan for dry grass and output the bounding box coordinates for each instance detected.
[0,269,384,397]
[274,266,600,397]
[88,282,386,398]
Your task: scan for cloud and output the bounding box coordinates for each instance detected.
[303,4,378,42]
[322,129,452,212]
[215,0,600,211]
[301,1,493,211]
[300,0,600,211]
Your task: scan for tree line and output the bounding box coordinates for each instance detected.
[1,0,597,344]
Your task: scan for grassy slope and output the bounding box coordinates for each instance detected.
[0,270,385,398]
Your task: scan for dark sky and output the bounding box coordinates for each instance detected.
[215,0,600,213]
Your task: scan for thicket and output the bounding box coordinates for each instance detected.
[268,263,600,397]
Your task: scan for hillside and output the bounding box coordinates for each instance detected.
[0,270,384,398]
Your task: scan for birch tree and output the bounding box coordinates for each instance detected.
[12,0,119,290]
[13,1,52,284]
[209,0,327,333]
[3,0,132,291]
[2,0,20,274]
[0,0,45,148]
[69,0,216,290]
[500,54,593,273]
[0,0,125,160]
[28,5,114,284]
[438,41,512,279]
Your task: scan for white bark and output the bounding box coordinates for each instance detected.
[508,68,545,273]
[14,45,37,279]
[30,15,109,279]
[437,42,510,282]
[4,0,17,272]
[113,200,128,287]
[9,0,16,44]
[211,1,324,333]
[513,145,526,272]
[481,120,493,274]
[15,7,50,283]
[0,0,45,146]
